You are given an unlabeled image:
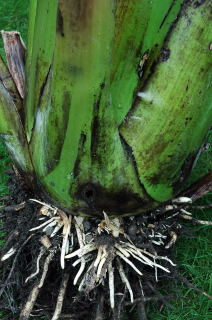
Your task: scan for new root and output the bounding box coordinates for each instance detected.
[26,202,177,312]
[2,195,211,319]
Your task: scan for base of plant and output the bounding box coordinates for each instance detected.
[0,173,211,320]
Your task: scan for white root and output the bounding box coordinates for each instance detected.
[123,243,172,272]
[96,256,107,282]
[25,248,45,283]
[70,233,74,248]
[19,250,55,320]
[71,217,87,282]
[126,247,170,273]
[50,224,63,238]
[115,243,131,258]
[193,219,212,226]
[117,259,134,303]
[65,243,97,259]
[38,217,46,220]
[29,217,58,231]
[134,245,176,266]
[116,251,143,276]
[96,246,108,281]
[180,214,212,225]
[1,247,16,261]
[165,204,177,211]
[23,201,184,313]
[60,216,72,269]
[73,258,86,285]
[179,214,193,221]
[78,262,94,292]
[51,273,70,320]
[72,258,82,267]
[43,220,57,231]
[152,239,164,246]
[166,212,180,220]
[154,233,167,239]
[138,254,171,273]
[125,248,153,267]
[125,245,155,266]
[108,262,115,309]
[29,199,55,210]
[139,279,144,296]
[124,244,155,265]
[180,209,192,215]
[154,259,158,282]
[153,255,176,266]
[165,231,177,249]
[172,197,192,204]
[65,238,70,254]
[125,242,176,267]
[94,246,103,268]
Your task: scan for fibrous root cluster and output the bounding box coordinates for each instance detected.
[1,196,212,320]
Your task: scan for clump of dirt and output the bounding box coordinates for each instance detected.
[0,169,211,320]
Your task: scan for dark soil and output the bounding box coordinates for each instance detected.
[0,169,209,320]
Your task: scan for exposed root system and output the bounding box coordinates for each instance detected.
[0,172,211,320]
[19,250,55,320]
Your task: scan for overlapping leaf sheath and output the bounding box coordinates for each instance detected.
[120,1,212,201]
[0,0,211,216]
[0,57,33,173]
